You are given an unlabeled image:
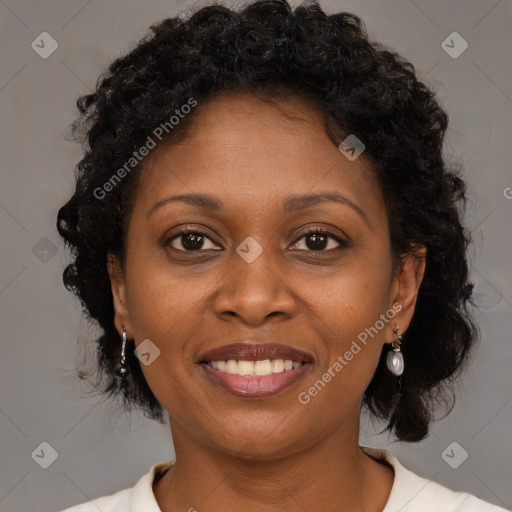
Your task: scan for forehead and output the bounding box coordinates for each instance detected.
[132,91,385,224]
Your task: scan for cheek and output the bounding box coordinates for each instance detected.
[122,255,201,386]
[297,278,391,413]
[310,250,392,378]
[306,248,392,329]
[125,242,210,335]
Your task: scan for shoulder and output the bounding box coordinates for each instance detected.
[360,445,508,512]
[55,459,176,512]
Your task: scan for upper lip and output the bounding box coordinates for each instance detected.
[199,343,313,363]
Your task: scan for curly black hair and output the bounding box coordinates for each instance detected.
[56,0,478,442]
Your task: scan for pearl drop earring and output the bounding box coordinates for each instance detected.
[386,325,404,376]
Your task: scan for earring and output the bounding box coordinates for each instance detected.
[115,326,130,378]
[386,325,404,376]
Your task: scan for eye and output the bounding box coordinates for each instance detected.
[163,226,349,253]
[290,227,349,252]
[165,227,221,252]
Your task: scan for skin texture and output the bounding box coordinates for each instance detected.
[108,91,426,512]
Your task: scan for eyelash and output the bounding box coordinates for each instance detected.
[164,226,349,252]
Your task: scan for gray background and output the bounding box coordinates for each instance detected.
[0,0,511,510]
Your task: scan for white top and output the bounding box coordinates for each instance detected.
[57,445,507,511]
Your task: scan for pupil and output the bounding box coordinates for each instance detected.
[306,233,327,250]
[183,234,203,250]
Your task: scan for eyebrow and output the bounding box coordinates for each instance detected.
[147,191,367,220]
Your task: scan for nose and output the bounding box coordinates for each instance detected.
[212,245,298,326]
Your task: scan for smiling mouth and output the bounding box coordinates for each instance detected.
[198,343,313,397]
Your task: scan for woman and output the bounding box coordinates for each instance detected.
[55,1,507,510]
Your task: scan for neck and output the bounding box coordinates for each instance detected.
[153,416,394,512]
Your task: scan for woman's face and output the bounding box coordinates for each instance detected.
[109,91,424,459]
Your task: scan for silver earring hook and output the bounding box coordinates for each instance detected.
[116,326,129,378]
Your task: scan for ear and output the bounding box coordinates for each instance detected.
[107,253,132,337]
[389,244,427,336]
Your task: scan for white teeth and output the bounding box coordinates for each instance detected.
[237,360,255,376]
[271,359,284,373]
[226,359,238,374]
[207,359,303,377]
[254,359,272,376]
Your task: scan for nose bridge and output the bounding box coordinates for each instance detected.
[213,236,297,323]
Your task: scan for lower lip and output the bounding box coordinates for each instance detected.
[200,362,312,398]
